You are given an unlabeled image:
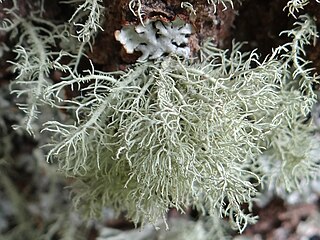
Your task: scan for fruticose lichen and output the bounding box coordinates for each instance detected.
[1,0,320,237]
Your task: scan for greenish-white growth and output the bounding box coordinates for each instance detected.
[115,17,193,61]
[181,2,197,16]
[207,0,234,12]
[97,215,232,240]
[128,0,234,25]
[129,0,144,25]
[127,0,320,19]
[2,0,320,235]
[40,14,319,232]
[0,13,65,135]
[259,124,320,192]
[285,0,320,17]
[63,0,105,42]
[0,0,99,135]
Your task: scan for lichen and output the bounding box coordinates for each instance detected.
[115,17,194,61]
[1,0,320,236]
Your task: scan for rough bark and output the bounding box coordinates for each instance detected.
[90,0,236,70]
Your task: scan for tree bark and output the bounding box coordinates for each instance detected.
[90,0,236,70]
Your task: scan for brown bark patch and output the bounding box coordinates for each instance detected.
[90,0,236,70]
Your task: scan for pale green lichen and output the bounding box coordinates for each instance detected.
[41,15,319,233]
[1,0,320,236]
[207,0,234,12]
[284,0,320,18]
[115,17,193,61]
[62,0,105,42]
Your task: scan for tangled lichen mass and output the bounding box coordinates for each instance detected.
[0,0,320,236]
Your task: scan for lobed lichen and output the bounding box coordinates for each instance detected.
[115,17,194,61]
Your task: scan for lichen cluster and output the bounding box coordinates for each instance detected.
[0,0,320,236]
[115,17,193,61]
